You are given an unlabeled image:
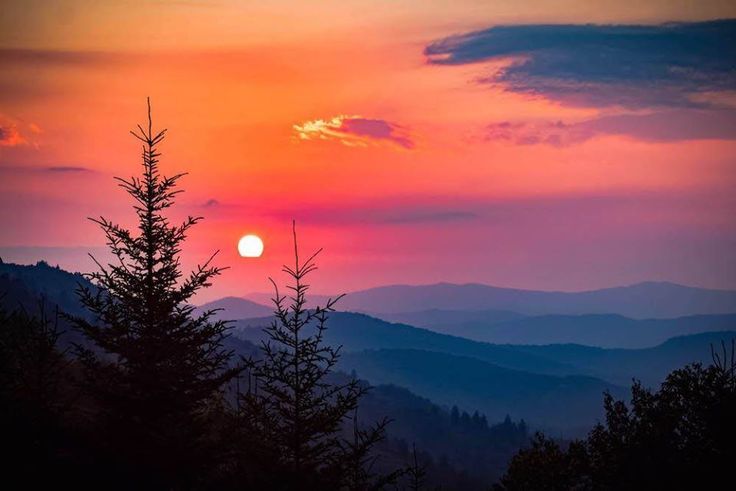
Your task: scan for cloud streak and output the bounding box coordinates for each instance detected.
[485,109,736,146]
[0,164,94,174]
[44,166,92,173]
[293,115,414,149]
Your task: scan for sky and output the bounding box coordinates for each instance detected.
[1,0,736,301]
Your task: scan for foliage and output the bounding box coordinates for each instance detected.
[0,302,87,486]
[496,339,736,490]
[67,99,238,487]
[234,223,396,489]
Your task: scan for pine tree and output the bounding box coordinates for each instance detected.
[407,443,427,491]
[70,99,238,487]
[236,222,393,489]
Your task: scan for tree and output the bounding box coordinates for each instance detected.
[496,339,736,490]
[69,99,238,488]
[407,443,427,491]
[235,222,393,489]
[495,433,589,491]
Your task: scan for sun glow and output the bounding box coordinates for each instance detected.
[238,234,264,258]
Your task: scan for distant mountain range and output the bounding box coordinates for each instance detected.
[379,311,736,349]
[234,312,582,377]
[235,311,735,429]
[4,261,734,433]
[514,331,736,386]
[246,281,736,318]
[207,291,736,349]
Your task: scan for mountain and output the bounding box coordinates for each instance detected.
[6,261,731,433]
[245,281,736,318]
[0,260,89,316]
[377,308,527,333]
[398,312,736,349]
[235,311,735,387]
[515,330,736,387]
[195,296,273,320]
[234,312,582,377]
[340,348,621,431]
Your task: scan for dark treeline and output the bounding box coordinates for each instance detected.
[495,341,736,490]
[2,102,735,490]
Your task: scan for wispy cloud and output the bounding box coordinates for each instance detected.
[484,120,591,147]
[425,20,736,109]
[44,165,93,173]
[0,115,42,147]
[268,201,478,226]
[293,115,414,149]
[0,124,25,147]
[485,109,736,146]
[0,164,94,174]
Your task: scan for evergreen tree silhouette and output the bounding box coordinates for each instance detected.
[236,222,394,489]
[69,99,238,488]
[407,443,427,491]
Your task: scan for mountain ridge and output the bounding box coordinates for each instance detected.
[244,280,736,318]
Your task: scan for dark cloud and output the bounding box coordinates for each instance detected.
[426,20,736,108]
[203,198,220,207]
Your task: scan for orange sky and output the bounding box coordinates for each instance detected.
[1,1,736,301]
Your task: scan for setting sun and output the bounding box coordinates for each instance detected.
[238,234,264,258]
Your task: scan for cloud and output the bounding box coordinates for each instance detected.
[485,109,736,146]
[0,115,42,147]
[0,164,94,174]
[0,123,25,147]
[484,120,592,147]
[202,198,220,207]
[44,166,92,173]
[425,20,736,109]
[293,115,414,149]
[261,199,478,226]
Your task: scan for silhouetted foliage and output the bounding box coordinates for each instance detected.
[67,99,239,488]
[496,339,736,490]
[406,443,427,491]
[0,302,87,486]
[234,223,396,489]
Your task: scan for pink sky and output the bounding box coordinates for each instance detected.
[1,1,735,301]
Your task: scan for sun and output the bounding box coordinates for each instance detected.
[238,234,264,258]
